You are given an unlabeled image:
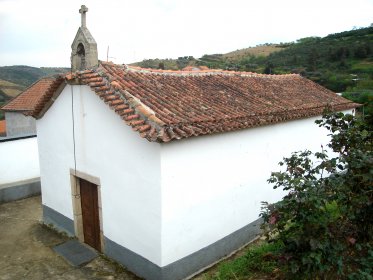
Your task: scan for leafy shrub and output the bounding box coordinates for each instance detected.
[261,112,373,279]
[343,91,373,117]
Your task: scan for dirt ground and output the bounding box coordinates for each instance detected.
[0,195,253,280]
[0,196,141,280]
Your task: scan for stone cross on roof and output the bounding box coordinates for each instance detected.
[71,4,98,71]
[79,5,88,28]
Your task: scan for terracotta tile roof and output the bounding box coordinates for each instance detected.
[1,77,65,116]
[16,61,358,143]
[61,62,358,142]
[0,120,6,136]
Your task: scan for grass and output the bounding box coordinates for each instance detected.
[196,240,284,280]
[351,61,373,73]
[0,79,24,97]
[1,87,23,97]
[223,45,284,61]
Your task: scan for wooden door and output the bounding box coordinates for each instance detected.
[80,178,101,251]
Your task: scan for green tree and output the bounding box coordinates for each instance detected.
[264,62,274,74]
[261,112,373,279]
[354,45,369,58]
[307,48,319,71]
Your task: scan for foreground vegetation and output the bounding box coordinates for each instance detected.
[197,240,284,279]
[261,112,372,279]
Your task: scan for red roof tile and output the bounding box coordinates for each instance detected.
[11,62,359,142]
[0,120,6,136]
[1,77,64,116]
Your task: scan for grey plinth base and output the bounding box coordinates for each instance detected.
[105,218,262,280]
[42,203,262,280]
[43,205,75,237]
[0,178,41,204]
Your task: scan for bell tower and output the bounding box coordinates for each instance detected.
[71,5,98,71]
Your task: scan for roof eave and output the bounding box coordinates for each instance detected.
[35,80,67,119]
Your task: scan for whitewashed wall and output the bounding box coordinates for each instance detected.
[37,82,353,268]
[0,137,40,185]
[37,85,162,265]
[159,110,351,266]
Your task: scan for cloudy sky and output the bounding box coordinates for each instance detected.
[0,0,372,67]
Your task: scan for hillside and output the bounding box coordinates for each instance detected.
[132,56,196,70]
[0,66,69,88]
[0,79,24,120]
[192,27,373,90]
[0,79,24,98]
[246,27,373,115]
[223,44,284,60]
[133,27,373,90]
[132,45,284,70]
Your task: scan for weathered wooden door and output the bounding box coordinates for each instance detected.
[80,178,101,251]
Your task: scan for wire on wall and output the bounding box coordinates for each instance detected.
[70,60,78,188]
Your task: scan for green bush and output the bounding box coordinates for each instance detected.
[343,91,373,117]
[261,112,373,279]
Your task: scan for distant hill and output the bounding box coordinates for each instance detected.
[223,44,285,60]
[133,26,372,89]
[0,79,23,120]
[194,27,373,93]
[132,44,284,70]
[0,79,24,98]
[0,66,69,88]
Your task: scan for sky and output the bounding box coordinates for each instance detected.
[0,0,372,67]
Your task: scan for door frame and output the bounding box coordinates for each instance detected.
[70,169,103,252]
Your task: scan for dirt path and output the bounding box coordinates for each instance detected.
[0,196,141,280]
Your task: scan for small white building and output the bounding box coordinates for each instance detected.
[12,6,358,280]
[1,77,63,137]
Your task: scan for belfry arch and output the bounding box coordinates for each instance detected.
[70,5,98,71]
[76,43,86,70]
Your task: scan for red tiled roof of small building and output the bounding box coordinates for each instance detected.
[1,77,64,116]
[10,61,358,143]
[0,120,6,136]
